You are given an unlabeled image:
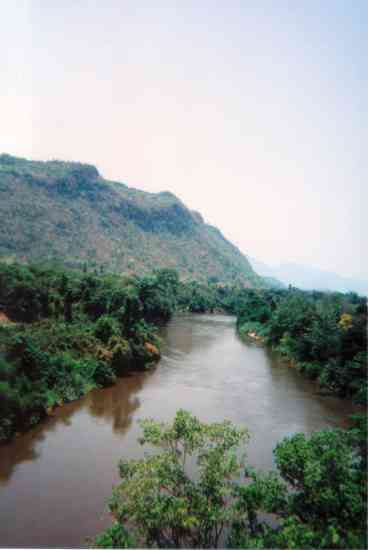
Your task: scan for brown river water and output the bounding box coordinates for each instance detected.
[0,314,356,548]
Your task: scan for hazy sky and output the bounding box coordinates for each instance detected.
[1,1,367,278]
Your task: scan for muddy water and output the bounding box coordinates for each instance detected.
[0,314,356,548]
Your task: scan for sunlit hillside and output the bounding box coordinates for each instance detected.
[0,154,261,286]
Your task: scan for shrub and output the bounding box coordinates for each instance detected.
[94,315,120,344]
[92,360,116,387]
[109,337,132,374]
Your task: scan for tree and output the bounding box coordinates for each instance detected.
[267,293,315,347]
[236,290,272,325]
[268,428,367,549]
[304,309,341,363]
[229,425,367,549]
[96,410,249,548]
[95,410,367,549]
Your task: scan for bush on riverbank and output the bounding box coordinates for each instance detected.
[236,287,367,403]
[0,263,180,443]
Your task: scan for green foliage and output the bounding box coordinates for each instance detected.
[108,336,133,374]
[0,154,261,286]
[94,315,120,344]
[0,262,174,443]
[177,280,218,313]
[96,411,367,549]
[138,269,179,322]
[0,263,54,322]
[319,351,367,400]
[236,287,367,402]
[267,293,315,348]
[229,466,287,546]
[96,410,249,548]
[265,428,367,549]
[236,290,272,325]
[229,417,367,549]
[94,523,136,549]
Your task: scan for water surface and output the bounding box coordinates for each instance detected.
[0,314,356,548]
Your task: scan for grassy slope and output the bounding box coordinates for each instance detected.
[0,154,260,286]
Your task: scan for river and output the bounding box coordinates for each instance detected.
[0,314,356,548]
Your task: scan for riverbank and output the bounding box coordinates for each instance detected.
[236,287,367,404]
[238,324,367,413]
[0,263,179,444]
[0,317,162,444]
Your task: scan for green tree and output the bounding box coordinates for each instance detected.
[96,410,249,548]
[236,290,272,325]
[269,429,366,549]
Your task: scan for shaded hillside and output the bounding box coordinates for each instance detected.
[0,154,260,285]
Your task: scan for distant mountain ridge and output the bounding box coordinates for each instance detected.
[0,154,260,286]
[249,257,368,296]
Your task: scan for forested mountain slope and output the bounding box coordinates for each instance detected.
[0,154,260,285]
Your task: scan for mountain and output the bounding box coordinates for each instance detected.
[0,154,260,286]
[249,257,368,296]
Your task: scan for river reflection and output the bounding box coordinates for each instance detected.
[0,371,153,486]
[87,372,148,433]
[0,314,357,548]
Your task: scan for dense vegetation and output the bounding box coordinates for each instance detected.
[95,410,367,549]
[0,154,260,286]
[2,262,365,444]
[0,262,180,443]
[1,260,366,547]
[236,287,367,404]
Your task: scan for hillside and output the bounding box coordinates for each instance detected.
[0,154,260,285]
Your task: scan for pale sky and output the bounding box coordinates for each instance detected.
[1,1,367,278]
